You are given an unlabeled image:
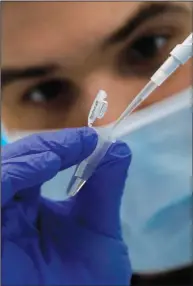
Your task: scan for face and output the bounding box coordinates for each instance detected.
[2,2,192,131]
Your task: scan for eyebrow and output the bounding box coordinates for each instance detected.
[1,65,57,87]
[2,3,189,88]
[104,2,189,46]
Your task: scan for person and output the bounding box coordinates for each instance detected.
[1,1,192,285]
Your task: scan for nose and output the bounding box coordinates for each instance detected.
[81,70,135,125]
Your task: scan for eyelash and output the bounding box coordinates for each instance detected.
[117,32,172,76]
[22,78,78,108]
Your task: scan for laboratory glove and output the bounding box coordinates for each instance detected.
[2,127,132,286]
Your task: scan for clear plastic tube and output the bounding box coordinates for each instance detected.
[66,131,113,196]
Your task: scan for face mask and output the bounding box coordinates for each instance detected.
[1,135,8,146]
[2,87,192,272]
[118,87,192,272]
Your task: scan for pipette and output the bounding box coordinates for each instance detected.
[66,33,193,197]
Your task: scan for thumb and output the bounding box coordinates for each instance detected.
[70,141,132,238]
[2,127,97,207]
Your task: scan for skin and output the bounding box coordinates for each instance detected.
[2,1,192,132]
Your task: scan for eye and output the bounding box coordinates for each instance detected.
[22,78,77,108]
[118,34,171,76]
[130,35,168,60]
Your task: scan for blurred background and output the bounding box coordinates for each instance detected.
[1,1,193,285]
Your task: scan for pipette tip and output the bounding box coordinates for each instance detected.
[67,177,86,197]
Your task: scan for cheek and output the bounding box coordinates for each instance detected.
[2,95,88,131]
[2,104,48,131]
[144,60,192,107]
[163,60,192,93]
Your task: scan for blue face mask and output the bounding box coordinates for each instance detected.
[2,87,192,273]
[119,88,192,272]
[1,138,7,146]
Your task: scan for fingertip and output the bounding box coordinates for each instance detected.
[110,141,132,159]
[100,141,132,168]
[2,127,99,171]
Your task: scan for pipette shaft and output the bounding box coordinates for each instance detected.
[112,81,157,133]
[112,33,193,134]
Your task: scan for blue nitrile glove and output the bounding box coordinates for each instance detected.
[2,127,132,286]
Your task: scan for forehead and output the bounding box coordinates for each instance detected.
[2,2,139,35]
[2,2,138,63]
[2,2,191,67]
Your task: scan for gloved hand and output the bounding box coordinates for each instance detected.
[2,127,132,286]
